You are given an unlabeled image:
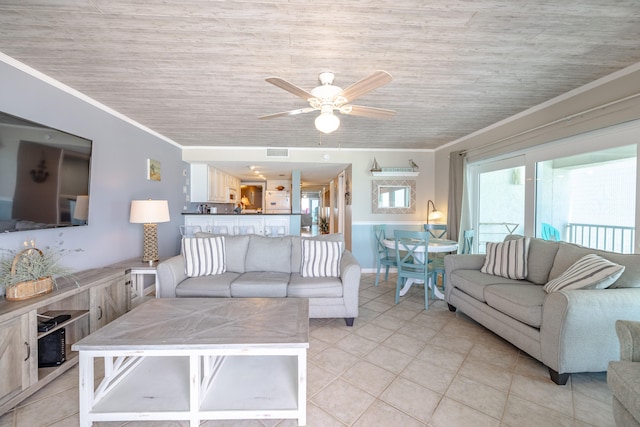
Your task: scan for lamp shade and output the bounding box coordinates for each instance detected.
[73,195,89,221]
[129,199,170,224]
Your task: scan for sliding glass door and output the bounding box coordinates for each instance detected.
[535,145,636,253]
[470,157,525,253]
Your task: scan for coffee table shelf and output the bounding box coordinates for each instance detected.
[73,298,309,426]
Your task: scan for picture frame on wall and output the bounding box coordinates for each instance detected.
[147,159,161,181]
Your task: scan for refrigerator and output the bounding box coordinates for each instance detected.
[265,190,291,214]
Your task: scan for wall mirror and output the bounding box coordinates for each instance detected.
[372,179,416,214]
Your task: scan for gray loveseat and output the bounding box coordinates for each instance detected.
[157,233,361,326]
[444,235,640,384]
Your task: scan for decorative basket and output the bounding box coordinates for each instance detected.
[5,249,54,301]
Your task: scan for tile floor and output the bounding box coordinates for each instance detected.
[0,273,616,427]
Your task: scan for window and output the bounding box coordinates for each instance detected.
[535,145,636,253]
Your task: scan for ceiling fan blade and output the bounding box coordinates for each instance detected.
[338,70,393,102]
[265,77,316,101]
[341,105,397,119]
[259,107,315,120]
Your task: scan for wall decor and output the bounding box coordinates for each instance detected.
[372,179,416,214]
[147,159,161,181]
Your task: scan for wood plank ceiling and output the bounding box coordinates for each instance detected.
[1,0,640,151]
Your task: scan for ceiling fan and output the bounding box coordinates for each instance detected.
[259,70,396,134]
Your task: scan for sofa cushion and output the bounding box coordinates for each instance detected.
[182,236,226,277]
[245,235,292,273]
[301,239,343,277]
[484,284,546,328]
[230,271,289,297]
[543,254,625,293]
[288,273,343,298]
[175,273,237,297]
[525,238,560,284]
[291,234,345,272]
[450,269,530,302]
[608,361,640,424]
[481,237,530,280]
[195,232,250,273]
[549,242,640,288]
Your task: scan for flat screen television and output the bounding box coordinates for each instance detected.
[0,111,92,233]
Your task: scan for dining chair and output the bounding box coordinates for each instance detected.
[423,223,447,290]
[206,225,228,234]
[179,225,202,237]
[394,229,431,309]
[265,225,286,237]
[234,225,255,235]
[423,223,447,239]
[460,229,475,254]
[541,222,561,241]
[374,225,396,286]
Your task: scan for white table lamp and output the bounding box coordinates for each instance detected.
[129,199,170,264]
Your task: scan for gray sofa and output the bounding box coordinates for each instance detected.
[608,320,640,427]
[157,233,361,326]
[444,235,640,384]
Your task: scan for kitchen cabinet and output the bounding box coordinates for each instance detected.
[190,164,240,203]
[0,268,130,415]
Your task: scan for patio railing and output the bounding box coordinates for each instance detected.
[477,222,636,254]
[566,223,636,254]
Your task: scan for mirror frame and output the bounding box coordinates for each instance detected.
[372,179,416,214]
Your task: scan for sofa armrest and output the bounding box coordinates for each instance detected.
[615,320,640,362]
[444,254,486,301]
[340,250,362,318]
[541,288,640,373]
[156,255,187,298]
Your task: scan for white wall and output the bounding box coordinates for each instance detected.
[0,57,187,271]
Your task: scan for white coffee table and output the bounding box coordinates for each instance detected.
[72,298,309,426]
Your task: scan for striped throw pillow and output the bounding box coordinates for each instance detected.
[481,237,530,280]
[543,254,625,293]
[182,236,226,277]
[301,240,343,278]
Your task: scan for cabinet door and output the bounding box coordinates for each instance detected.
[90,275,130,332]
[190,164,209,203]
[0,314,33,406]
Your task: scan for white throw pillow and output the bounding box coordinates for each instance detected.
[481,237,530,280]
[543,254,625,293]
[182,236,226,277]
[301,240,342,278]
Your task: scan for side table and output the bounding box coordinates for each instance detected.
[107,258,165,306]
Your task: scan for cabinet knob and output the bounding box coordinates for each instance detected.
[97,306,103,320]
[24,341,30,361]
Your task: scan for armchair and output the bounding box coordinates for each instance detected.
[608,320,640,427]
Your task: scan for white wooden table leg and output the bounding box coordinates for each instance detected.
[298,350,307,426]
[78,352,94,427]
[189,355,200,427]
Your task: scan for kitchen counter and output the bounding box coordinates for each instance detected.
[182,212,302,216]
[183,213,299,236]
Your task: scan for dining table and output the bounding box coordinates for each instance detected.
[383,237,459,299]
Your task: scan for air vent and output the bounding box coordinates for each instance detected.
[266,148,289,158]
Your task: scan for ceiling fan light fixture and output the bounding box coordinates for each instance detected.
[315,111,340,134]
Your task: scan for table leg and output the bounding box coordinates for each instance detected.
[399,277,444,299]
[78,352,94,427]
